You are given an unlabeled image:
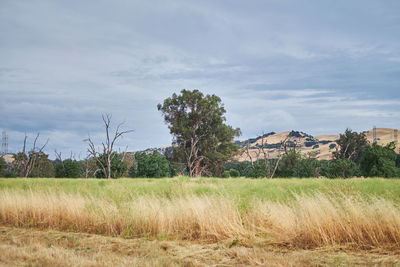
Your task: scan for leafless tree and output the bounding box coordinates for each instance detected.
[81,155,97,178]
[269,135,290,178]
[245,139,261,167]
[84,114,133,179]
[15,133,49,177]
[54,150,65,169]
[246,132,290,178]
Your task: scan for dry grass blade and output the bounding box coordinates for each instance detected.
[1,190,400,249]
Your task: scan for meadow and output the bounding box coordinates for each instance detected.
[1,177,400,266]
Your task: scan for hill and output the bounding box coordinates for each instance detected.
[134,128,399,161]
[234,127,399,161]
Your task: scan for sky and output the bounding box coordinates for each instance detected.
[1,0,399,159]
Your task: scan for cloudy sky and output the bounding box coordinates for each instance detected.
[1,0,399,158]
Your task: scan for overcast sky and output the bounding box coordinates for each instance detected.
[1,0,399,158]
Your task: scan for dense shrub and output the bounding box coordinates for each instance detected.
[319,159,358,178]
[130,151,173,178]
[229,169,240,177]
[54,159,81,178]
[221,170,230,178]
[2,170,17,178]
[224,161,252,176]
[245,161,268,178]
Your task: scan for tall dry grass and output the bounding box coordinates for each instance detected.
[0,190,399,248]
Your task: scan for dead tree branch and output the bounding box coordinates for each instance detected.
[85,114,134,178]
[16,133,49,177]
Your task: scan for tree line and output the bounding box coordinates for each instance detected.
[224,138,400,178]
[1,89,400,178]
[0,149,175,179]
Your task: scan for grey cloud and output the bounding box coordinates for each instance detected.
[1,0,399,158]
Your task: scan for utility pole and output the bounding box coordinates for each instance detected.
[373,126,377,143]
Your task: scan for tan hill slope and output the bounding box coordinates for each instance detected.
[234,128,399,161]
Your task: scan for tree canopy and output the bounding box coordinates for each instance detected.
[360,142,400,177]
[333,128,369,163]
[158,89,241,177]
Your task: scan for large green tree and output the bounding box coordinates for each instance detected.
[158,89,241,177]
[333,129,369,163]
[360,142,400,177]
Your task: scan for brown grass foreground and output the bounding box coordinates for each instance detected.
[0,191,400,250]
[1,226,399,266]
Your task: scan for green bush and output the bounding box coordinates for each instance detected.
[245,161,267,178]
[224,161,252,176]
[130,151,173,178]
[221,170,230,178]
[54,159,81,178]
[229,169,240,177]
[2,169,17,178]
[319,159,358,178]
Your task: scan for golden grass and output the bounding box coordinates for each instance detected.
[0,190,400,249]
[249,194,400,248]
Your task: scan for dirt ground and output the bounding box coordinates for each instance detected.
[0,226,399,266]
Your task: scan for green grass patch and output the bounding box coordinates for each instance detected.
[1,177,400,205]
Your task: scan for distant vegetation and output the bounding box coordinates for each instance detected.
[1,90,399,179]
[224,129,400,178]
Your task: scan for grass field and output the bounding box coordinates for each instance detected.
[1,177,400,266]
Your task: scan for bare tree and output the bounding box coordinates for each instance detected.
[245,139,261,167]
[81,155,97,178]
[84,114,133,179]
[259,133,272,178]
[54,149,65,170]
[14,133,49,177]
[246,132,290,178]
[270,135,290,178]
